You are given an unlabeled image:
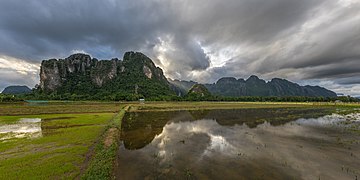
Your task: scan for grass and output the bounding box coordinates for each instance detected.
[0,103,117,179]
[82,106,128,180]
[0,102,129,180]
[0,101,124,115]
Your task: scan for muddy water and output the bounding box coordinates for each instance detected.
[116,108,360,180]
[0,118,42,140]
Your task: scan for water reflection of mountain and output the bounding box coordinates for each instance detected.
[121,108,333,150]
[121,111,182,150]
[206,108,332,128]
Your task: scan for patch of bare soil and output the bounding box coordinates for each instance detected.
[104,128,119,147]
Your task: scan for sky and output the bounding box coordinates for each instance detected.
[0,0,359,96]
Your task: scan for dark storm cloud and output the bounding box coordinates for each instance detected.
[184,0,324,45]
[0,0,323,62]
[302,60,360,79]
[0,0,359,95]
[335,77,360,85]
[0,0,172,60]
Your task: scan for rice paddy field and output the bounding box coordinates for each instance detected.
[0,101,359,179]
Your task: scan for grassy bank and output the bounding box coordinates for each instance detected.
[81,106,128,180]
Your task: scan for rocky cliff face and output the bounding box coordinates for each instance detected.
[40,53,121,91]
[39,52,173,97]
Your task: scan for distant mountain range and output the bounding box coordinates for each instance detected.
[209,76,336,97]
[170,76,337,97]
[34,51,337,98]
[1,86,31,94]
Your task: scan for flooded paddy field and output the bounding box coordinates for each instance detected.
[0,113,114,179]
[0,102,121,179]
[117,108,360,180]
[1,102,359,179]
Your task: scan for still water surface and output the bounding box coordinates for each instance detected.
[116,108,360,180]
[0,118,42,140]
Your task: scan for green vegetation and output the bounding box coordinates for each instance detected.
[0,93,23,102]
[0,113,114,179]
[36,52,175,101]
[184,84,213,101]
[19,91,360,102]
[0,102,123,115]
[0,102,130,180]
[82,106,128,180]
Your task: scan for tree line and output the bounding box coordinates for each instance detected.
[2,91,358,103]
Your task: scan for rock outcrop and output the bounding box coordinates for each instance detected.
[39,52,174,97]
[40,54,122,91]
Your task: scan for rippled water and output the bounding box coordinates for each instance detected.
[0,118,42,140]
[116,108,360,180]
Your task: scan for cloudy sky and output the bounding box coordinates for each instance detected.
[0,0,359,96]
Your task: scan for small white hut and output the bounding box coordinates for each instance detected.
[139,98,145,104]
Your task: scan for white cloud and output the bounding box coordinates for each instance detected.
[0,55,39,91]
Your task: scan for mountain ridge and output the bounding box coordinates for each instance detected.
[37,51,337,99]
[171,76,337,97]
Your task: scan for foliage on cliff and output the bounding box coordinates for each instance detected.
[35,52,175,100]
[184,84,213,101]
